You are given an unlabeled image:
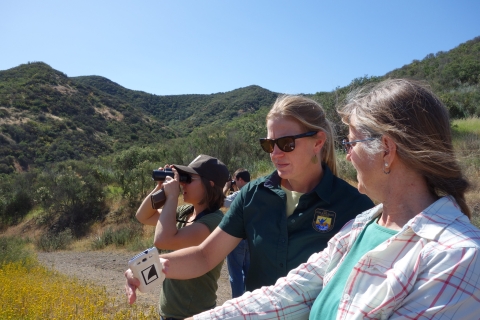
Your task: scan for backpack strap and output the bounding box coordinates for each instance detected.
[176,206,211,223]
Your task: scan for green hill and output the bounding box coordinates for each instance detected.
[0,63,278,173]
[385,36,480,118]
[72,75,277,132]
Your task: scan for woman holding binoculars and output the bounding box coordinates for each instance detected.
[132,154,229,320]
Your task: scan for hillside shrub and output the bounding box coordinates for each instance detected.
[0,173,35,227]
[34,228,74,252]
[91,228,115,250]
[4,190,33,223]
[0,236,34,266]
[90,224,143,250]
[126,235,156,252]
[35,161,108,236]
[111,225,140,246]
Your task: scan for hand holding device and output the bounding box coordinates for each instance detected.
[128,247,165,293]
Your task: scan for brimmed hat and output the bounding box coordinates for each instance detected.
[173,155,229,188]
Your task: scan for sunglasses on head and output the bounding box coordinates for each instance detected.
[259,131,318,153]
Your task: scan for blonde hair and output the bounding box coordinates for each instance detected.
[338,79,471,218]
[267,95,337,175]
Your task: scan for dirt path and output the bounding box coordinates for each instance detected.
[36,250,232,310]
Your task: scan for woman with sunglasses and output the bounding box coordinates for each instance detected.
[126,95,373,302]
[184,79,480,319]
[131,154,229,320]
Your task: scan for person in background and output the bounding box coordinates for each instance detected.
[126,95,374,303]
[222,168,251,298]
[186,79,480,320]
[131,154,229,320]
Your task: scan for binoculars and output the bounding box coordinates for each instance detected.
[150,168,191,209]
[152,168,192,183]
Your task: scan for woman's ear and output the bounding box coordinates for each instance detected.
[382,135,397,164]
[314,131,327,153]
[209,181,215,187]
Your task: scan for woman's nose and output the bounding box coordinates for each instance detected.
[270,144,284,157]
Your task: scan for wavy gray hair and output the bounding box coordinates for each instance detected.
[338,79,471,218]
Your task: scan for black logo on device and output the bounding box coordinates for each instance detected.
[141,265,159,284]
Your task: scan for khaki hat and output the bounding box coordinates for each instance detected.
[173,155,229,188]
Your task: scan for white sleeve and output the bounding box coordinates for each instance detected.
[223,191,239,208]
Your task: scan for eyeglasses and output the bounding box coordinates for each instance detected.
[259,131,318,153]
[342,138,375,154]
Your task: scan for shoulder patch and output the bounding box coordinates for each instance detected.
[312,208,336,233]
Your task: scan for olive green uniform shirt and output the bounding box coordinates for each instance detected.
[219,164,374,291]
[159,205,224,318]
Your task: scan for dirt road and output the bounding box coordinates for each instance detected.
[36,250,232,310]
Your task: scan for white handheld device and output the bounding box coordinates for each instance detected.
[128,247,165,293]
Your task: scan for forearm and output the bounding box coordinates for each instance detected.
[136,186,162,225]
[154,197,179,246]
[193,258,324,320]
[161,246,212,280]
[161,227,241,280]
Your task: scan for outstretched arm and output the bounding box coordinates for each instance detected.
[125,227,241,304]
[161,227,241,279]
[192,249,330,319]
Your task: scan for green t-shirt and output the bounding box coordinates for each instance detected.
[159,205,224,318]
[309,218,397,319]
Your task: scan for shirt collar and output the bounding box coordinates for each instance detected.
[356,196,466,240]
[408,196,466,240]
[264,163,334,204]
[264,170,281,188]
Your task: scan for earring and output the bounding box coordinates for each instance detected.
[383,163,390,175]
[311,154,318,164]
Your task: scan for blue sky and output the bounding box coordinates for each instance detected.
[2,1,479,95]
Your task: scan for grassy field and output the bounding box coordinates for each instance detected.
[452,117,480,135]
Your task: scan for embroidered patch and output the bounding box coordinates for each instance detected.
[312,209,336,233]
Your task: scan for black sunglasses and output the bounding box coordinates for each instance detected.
[259,131,318,153]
